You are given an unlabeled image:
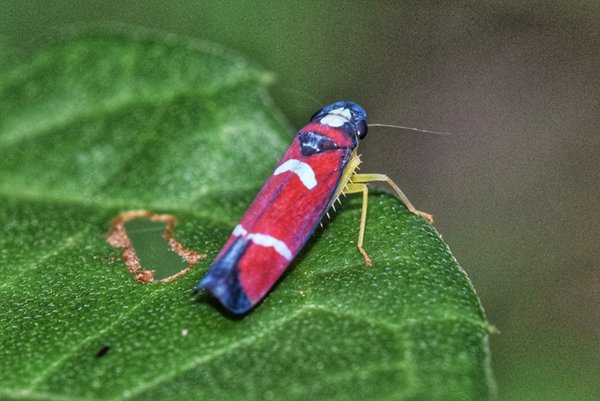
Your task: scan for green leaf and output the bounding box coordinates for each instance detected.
[0,28,495,401]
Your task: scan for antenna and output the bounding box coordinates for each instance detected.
[369,123,453,136]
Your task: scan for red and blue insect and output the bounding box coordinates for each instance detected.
[196,101,433,314]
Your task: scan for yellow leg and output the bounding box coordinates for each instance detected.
[351,173,434,224]
[345,183,372,267]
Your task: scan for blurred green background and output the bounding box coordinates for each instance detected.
[2,1,598,400]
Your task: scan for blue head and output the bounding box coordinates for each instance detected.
[310,101,368,141]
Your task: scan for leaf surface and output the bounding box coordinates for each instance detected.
[0,28,494,401]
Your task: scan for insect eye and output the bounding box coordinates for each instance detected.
[357,120,368,140]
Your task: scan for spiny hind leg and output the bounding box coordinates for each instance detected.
[344,183,372,267]
[351,173,434,224]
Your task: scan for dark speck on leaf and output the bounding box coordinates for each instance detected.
[95,345,111,358]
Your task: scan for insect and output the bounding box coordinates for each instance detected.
[196,101,433,314]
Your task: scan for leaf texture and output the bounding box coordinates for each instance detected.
[0,28,495,401]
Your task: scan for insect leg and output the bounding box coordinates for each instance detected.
[351,173,434,224]
[345,183,372,267]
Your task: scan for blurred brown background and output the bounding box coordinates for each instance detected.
[2,1,598,399]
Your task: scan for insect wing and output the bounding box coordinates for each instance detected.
[199,137,350,313]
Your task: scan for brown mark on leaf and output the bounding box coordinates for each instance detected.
[107,210,206,283]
